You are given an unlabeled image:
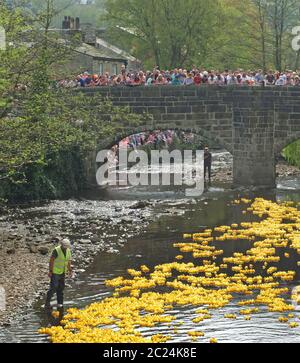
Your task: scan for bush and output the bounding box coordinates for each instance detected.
[283,140,300,168]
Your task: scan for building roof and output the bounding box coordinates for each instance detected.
[95,37,140,63]
[47,22,140,64]
[74,42,128,62]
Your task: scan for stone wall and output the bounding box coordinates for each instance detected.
[81,86,300,188]
[55,52,125,77]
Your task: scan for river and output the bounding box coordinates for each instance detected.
[0,152,299,343]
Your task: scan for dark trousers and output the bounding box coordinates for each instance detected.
[45,274,65,306]
[204,163,211,179]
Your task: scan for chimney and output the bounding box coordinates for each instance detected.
[62,16,68,30]
[70,17,75,30]
[81,23,96,46]
[75,17,80,30]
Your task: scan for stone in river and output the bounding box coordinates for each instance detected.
[107,247,119,254]
[2,321,11,327]
[90,236,99,244]
[38,246,49,255]
[29,245,38,254]
[99,217,112,222]
[121,217,133,224]
[79,239,91,245]
[6,248,15,255]
[130,201,152,209]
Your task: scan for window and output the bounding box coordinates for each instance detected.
[99,63,104,75]
[112,64,118,75]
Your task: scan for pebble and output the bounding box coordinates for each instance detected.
[38,246,49,255]
[6,248,15,255]
[29,245,38,253]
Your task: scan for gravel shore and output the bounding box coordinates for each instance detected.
[0,158,299,327]
[0,199,155,326]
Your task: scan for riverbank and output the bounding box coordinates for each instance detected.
[0,199,156,326]
[2,192,299,343]
[212,153,300,183]
[0,157,299,328]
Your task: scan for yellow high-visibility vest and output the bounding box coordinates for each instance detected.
[53,246,71,275]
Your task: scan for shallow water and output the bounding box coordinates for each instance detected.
[0,186,299,343]
[0,153,299,343]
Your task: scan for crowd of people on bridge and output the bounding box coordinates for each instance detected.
[58,66,300,88]
[118,130,196,150]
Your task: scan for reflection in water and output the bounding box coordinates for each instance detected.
[277,177,300,192]
[1,187,299,343]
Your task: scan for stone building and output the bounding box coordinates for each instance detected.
[57,17,141,76]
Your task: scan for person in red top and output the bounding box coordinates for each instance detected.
[132,74,141,86]
[194,73,202,85]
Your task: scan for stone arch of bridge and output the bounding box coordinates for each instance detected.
[96,125,233,155]
[83,125,233,187]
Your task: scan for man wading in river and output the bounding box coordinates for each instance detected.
[45,239,72,309]
[204,146,212,181]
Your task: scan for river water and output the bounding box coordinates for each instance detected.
[0,152,299,343]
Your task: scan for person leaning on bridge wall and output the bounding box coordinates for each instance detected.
[59,68,300,88]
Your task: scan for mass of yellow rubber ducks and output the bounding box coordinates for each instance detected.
[39,198,299,343]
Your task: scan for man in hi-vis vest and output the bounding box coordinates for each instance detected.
[45,238,72,309]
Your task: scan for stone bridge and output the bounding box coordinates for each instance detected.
[82,86,300,188]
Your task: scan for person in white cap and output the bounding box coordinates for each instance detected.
[45,238,72,309]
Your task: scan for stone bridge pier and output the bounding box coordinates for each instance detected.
[82,86,300,188]
[233,108,276,187]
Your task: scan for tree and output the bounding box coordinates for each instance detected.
[198,0,267,70]
[0,1,148,201]
[0,0,76,117]
[249,0,272,71]
[104,0,219,69]
[250,0,300,71]
[28,0,106,27]
[103,0,300,71]
[270,0,300,71]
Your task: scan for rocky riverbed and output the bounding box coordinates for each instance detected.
[0,153,299,327]
[0,199,156,326]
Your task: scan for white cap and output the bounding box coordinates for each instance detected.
[61,239,71,248]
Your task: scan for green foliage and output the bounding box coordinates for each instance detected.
[104,0,219,69]
[103,0,300,70]
[10,0,300,70]
[0,87,147,202]
[0,2,148,202]
[283,140,300,168]
[28,0,106,27]
[0,147,85,202]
